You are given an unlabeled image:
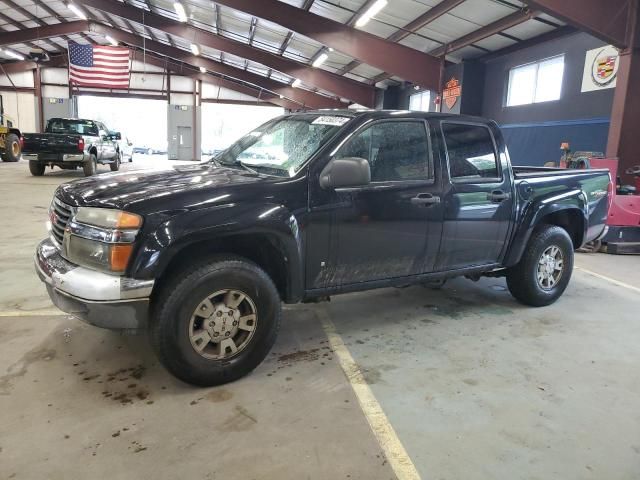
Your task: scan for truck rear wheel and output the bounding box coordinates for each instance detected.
[2,133,21,162]
[506,225,574,307]
[83,153,97,176]
[150,256,281,386]
[29,160,45,176]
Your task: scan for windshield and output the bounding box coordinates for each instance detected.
[214,114,351,177]
[46,119,99,136]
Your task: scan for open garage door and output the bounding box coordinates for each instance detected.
[201,103,283,157]
[77,95,168,160]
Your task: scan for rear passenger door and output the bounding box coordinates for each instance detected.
[436,121,514,270]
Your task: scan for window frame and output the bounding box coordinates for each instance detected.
[506,54,565,107]
[332,117,435,188]
[440,120,503,184]
[409,90,432,112]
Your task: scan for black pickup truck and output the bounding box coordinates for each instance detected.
[22,118,123,176]
[35,110,611,386]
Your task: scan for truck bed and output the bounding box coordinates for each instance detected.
[512,166,610,179]
[22,133,82,154]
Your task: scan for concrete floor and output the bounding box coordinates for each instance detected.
[1,157,638,480]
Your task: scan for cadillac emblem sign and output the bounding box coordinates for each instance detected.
[592,49,619,86]
[582,45,620,92]
[443,78,461,109]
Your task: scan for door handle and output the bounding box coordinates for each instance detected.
[411,193,441,206]
[487,190,510,202]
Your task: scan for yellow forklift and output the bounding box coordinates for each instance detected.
[0,94,22,162]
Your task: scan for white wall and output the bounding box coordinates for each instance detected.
[0,90,36,132]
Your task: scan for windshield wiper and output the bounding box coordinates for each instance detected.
[216,159,257,173]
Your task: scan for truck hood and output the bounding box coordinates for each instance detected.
[56,163,272,211]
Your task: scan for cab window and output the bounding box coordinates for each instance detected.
[336,121,431,182]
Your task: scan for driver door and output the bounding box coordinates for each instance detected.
[306,118,444,288]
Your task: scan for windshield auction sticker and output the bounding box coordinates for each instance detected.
[312,116,350,126]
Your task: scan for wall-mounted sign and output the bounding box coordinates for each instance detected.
[48,98,64,104]
[581,45,620,92]
[443,78,461,109]
[174,105,189,111]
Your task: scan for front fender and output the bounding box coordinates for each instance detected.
[504,190,588,267]
[128,202,304,301]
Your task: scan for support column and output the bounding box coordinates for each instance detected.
[34,65,44,132]
[606,0,640,184]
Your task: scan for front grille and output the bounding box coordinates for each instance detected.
[49,197,73,246]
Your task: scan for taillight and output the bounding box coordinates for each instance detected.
[78,137,85,152]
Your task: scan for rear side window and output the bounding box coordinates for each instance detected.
[442,123,500,181]
[336,121,431,182]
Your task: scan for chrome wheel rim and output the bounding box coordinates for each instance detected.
[11,141,19,156]
[537,245,564,290]
[188,289,257,360]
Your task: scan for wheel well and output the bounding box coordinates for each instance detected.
[540,210,585,248]
[89,146,98,156]
[157,234,289,301]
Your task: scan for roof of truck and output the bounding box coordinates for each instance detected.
[291,109,494,124]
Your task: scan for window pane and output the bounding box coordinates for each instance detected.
[507,63,537,106]
[534,56,564,102]
[337,121,430,182]
[409,91,431,112]
[442,123,499,181]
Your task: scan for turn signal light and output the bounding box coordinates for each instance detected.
[110,244,134,272]
[115,211,142,229]
[78,137,85,152]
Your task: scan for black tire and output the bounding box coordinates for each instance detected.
[150,255,281,386]
[29,160,45,176]
[110,152,121,171]
[3,133,21,162]
[506,225,574,307]
[83,153,97,176]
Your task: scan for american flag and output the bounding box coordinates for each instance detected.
[68,41,131,89]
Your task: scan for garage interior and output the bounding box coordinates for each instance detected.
[1,0,639,479]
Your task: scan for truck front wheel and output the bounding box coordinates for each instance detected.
[506,225,574,307]
[110,152,121,171]
[150,256,281,386]
[29,160,45,176]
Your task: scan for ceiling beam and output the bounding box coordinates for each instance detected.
[430,8,539,57]
[88,23,343,109]
[0,0,62,51]
[523,0,631,48]
[130,51,299,109]
[212,0,441,90]
[0,55,68,74]
[74,0,375,107]
[0,21,89,47]
[336,0,465,79]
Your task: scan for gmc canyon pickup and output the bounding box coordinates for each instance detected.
[34,110,611,386]
[23,118,122,176]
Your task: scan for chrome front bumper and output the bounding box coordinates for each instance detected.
[34,239,154,330]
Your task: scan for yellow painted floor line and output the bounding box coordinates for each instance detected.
[316,308,421,480]
[575,266,640,294]
[0,310,65,317]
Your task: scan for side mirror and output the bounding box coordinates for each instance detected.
[320,157,371,189]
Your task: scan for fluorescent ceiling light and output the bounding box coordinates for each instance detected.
[3,49,25,60]
[292,78,302,88]
[312,52,328,68]
[279,95,284,99]
[67,2,87,20]
[174,2,188,22]
[105,35,118,46]
[199,66,207,73]
[328,47,334,52]
[190,43,200,55]
[355,0,387,28]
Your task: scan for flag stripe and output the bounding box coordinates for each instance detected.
[70,65,129,74]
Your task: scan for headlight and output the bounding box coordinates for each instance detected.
[64,208,142,274]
